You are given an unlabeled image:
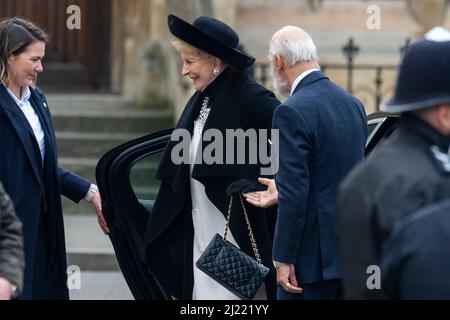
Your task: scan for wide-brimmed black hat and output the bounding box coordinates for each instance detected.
[167,14,255,69]
[381,39,450,112]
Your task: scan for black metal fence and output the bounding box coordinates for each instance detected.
[252,37,410,110]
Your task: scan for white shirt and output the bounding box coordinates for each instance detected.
[290,68,320,96]
[6,86,46,162]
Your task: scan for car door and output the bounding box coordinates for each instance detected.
[95,113,400,300]
[96,128,173,300]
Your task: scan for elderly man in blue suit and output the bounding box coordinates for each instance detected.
[245,26,367,299]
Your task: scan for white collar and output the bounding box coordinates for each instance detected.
[6,86,31,105]
[290,68,320,96]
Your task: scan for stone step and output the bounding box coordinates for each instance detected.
[68,272,133,300]
[59,158,99,183]
[64,214,119,271]
[38,63,92,92]
[56,132,142,158]
[47,93,173,134]
[47,93,135,111]
[52,109,173,134]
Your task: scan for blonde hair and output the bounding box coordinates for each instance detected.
[172,39,213,59]
[171,38,234,77]
[0,17,48,87]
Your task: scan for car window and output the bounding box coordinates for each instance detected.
[365,116,400,155]
[129,152,163,201]
[366,117,386,148]
[367,122,379,136]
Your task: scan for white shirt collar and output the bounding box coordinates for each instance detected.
[290,68,320,96]
[6,86,31,106]
[4,85,46,162]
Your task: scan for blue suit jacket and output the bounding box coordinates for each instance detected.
[0,84,90,298]
[272,71,367,284]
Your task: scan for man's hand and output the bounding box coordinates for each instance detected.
[276,263,303,294]
[91,192,109,234]
[243,178,278,208]
[0,277,12,300]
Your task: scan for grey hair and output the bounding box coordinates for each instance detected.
[269,35,319,68]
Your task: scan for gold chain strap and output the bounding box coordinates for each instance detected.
[223,193,263,265]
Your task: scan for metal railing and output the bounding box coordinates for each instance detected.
[252,37,410,111]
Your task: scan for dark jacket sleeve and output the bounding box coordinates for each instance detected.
[58,166,91,203]
[0,182,24,292]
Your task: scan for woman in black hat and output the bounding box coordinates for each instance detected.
[144,14,280,300]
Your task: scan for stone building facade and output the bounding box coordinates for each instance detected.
[110,0,450,116]
[2,0,449,115]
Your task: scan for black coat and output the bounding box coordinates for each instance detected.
[0,181,24,293]
[144,69,280,299]
[0,85,90,299]
[381,200,450,299]
[337,114,450,299]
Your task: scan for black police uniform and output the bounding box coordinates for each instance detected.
[381,199,450,299]
[337,114,450,299]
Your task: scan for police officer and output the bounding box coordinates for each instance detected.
[336,38,450,299]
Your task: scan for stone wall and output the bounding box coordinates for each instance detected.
[111,0,215,120]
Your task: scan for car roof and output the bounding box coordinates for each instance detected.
[367,111,400,121]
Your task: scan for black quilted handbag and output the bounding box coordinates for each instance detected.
[196,194,270,300]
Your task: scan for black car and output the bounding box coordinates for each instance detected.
[95,112,400,300]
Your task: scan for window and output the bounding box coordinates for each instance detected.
[129,152,163,207]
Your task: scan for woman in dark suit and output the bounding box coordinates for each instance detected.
[144,14,280,300]
[0,17,107,299]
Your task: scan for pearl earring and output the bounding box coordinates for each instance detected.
[213,67,220,77]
